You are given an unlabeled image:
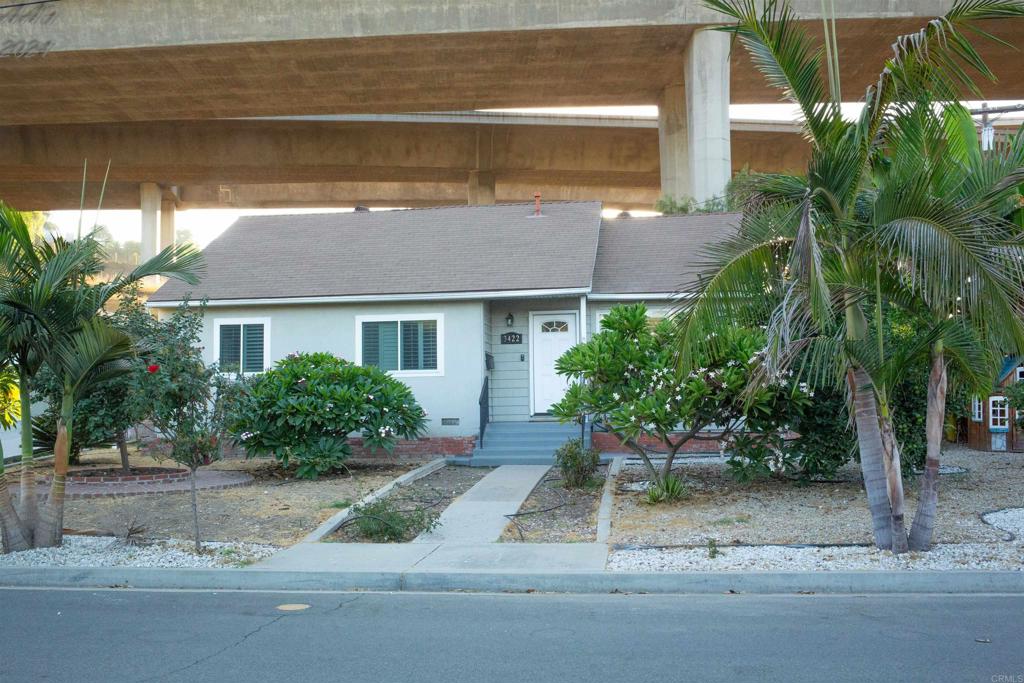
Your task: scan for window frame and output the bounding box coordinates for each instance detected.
[1016,366,1024,382]
[355,313,444,377]
[971,396,984,422]
[213,317,271,375]
[989,395,1010,432]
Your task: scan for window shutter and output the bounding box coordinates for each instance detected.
[400,320,437,370]
[242,324,264,373]
[362,321,398,370]
[219,324,241,371]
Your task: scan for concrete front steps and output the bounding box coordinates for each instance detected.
[449,421,582,466]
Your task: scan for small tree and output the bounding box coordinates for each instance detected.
[225,352,427,479]
[131,301,222,552]
[552,304,808,492]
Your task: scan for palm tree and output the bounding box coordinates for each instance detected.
[0,206,204,549]
[680,0,1024,551]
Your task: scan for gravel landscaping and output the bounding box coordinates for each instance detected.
[500,466,606,543]
[327,465,493,543]
[0,535,277,569]
[611,447,1023,546]
[608,541,1024,572]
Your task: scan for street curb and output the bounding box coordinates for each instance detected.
[2,566,1022,595]
[595,457,623,544]
[302,458,447,543]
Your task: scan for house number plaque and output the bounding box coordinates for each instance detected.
[500,332,523,345]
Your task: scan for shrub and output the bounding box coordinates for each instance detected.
[226,352,427,479]
[645,474,687,504]
[346,498,439,542]
[554,438,600,488]
[553,304,809,492]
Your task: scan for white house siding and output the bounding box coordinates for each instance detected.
[187,300,486,438]
[487,297,582,422]
[589,299,677,333]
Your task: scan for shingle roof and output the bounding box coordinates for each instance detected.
[149,202,603,302]
[591,213,740,294]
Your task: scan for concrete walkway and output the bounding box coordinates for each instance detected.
[256,464,607,574]
[414,465,549,544]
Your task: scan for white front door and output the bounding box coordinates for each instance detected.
[532,312,577,414]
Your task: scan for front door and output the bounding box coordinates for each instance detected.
[532,312,577,414]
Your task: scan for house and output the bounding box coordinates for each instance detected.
[966,358,1024,452]
[147,201,738,462]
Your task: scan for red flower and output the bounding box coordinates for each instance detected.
[147,364,160,374]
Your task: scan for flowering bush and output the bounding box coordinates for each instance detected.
[552,304,810,489]
[225,352,427,479]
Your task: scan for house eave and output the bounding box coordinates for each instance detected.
[145,286,592,309]
[587,292,691,301]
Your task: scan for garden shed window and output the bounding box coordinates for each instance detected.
[214,318,270,374]
[356,314,443,376]
[971,396,983,422]
[1016,366,1024,382]
[989,396,1010,432]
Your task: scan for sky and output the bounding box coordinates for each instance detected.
[47,101,1024,248]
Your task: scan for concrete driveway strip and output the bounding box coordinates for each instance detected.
[414,465,550,544]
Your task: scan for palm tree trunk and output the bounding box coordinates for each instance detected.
[878,413,909,553]
[908,345,946,551]
[189,466,202,553]
[117,432,130,474]
[36,394,72,548]
[848,367,894,550]
[16,365,37,534]
[0,456,30,553]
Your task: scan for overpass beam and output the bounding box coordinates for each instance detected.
[659,29,731,205]
[467,170,496,205]
[140,182,161,262]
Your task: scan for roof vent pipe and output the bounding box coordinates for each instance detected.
[533,192,542,216]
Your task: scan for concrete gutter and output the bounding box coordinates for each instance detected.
[302,458,447,543]
[1,566,1022,595]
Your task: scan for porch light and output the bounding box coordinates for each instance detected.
[506,313,514,327]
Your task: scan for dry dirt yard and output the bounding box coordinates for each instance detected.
[52,449,414,546]
[610,447,1023,547]
[500,466,606,543]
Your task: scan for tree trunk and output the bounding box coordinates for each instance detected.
[189,467,202,553]
[35,419,69,548]
[16,365,37,535]
[117,432,131,474]
[0,457,31,553]
[848,367,894,550]
[878,414,909,553]
[908,346,946,551]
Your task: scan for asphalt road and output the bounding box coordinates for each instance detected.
[1,588,1021,682]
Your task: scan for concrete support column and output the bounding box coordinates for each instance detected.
[467,170,496,205]
[139,182,161,262]
[658,29,732,205]
[658,83,689,204]
[159,198,176,252]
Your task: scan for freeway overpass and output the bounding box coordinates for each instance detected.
[4,1,1023,257]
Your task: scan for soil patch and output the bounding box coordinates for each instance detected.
[55,451,413,546]
[500,466,606,543]
[327,465,493,543]
[610,447,1022,546]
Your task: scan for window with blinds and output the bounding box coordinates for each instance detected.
[218,323,265,373]
[362,319,437,371]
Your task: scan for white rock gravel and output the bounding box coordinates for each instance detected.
[0,535,278,569]
[983,507,1024,539]
[608,541,1024,572]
